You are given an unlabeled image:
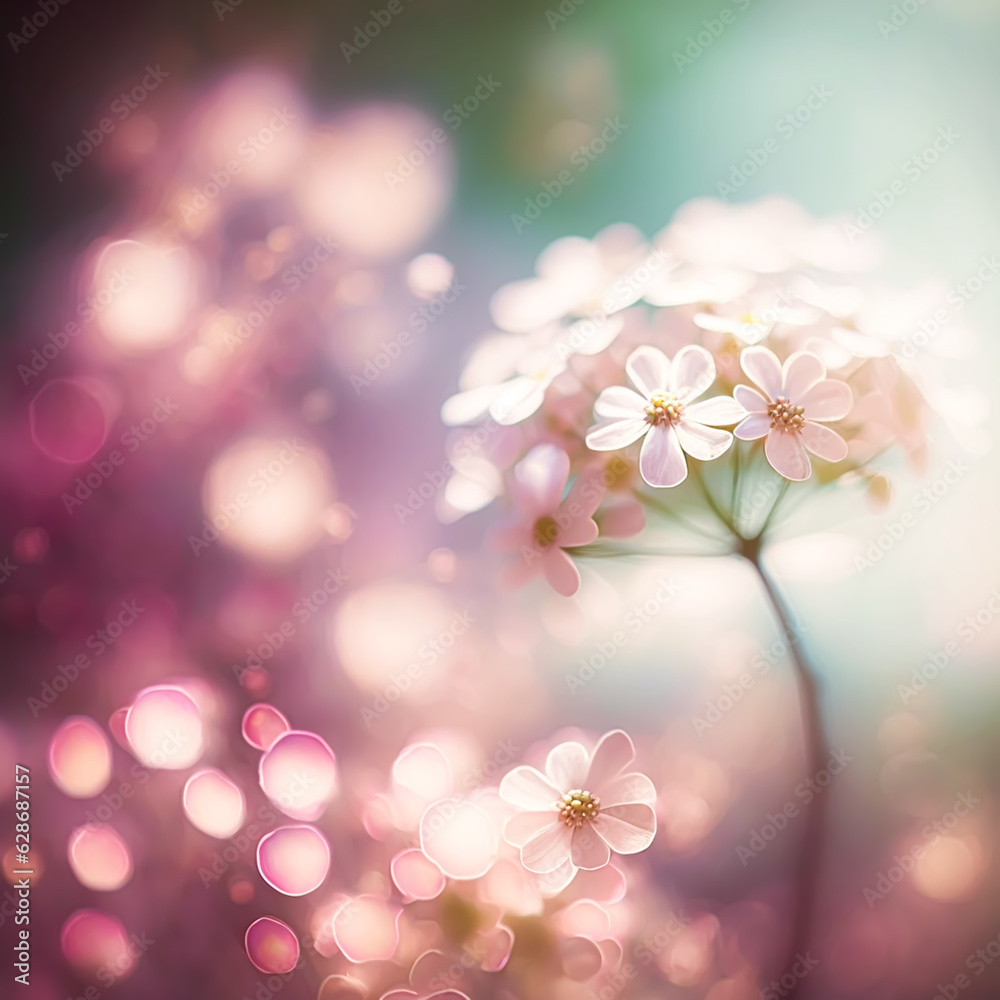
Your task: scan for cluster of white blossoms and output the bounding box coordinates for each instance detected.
[440,197,984,595]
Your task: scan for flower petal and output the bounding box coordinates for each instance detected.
[504,810,560,848]
[535,859,578,897]
[546,742,590,790]
[441,386,500,426]
[559,936,603,982]
[585,730,635,789]
[782,351,827,400]
[585,419,648,452]
[542,549,581,597]
[499,766,561,810]
[733,384,769,413]
[490,376,548,426]
[670,345,716,401]
[599,501,645,539]
[684,395,747,426]
[799,378,853,421]
[514,444,569,515]
[675,420,733,462]
[765,430,811,481]
[639,424,687,488]
[521,821,573,873]
[599,772,657,807]
[626,346,670,397]
[734,413,771,441]
[558,512,599,548]
[592,803,657,854]
[479,924,514,973]
[593,385,648,420]
[740,346,783,399]
[800,422,849,463]
[571,825,612,870]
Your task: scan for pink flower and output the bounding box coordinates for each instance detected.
[499,730,656,875]
[734,346,852,482]
[494,444,599,597]
[585,345,746,488]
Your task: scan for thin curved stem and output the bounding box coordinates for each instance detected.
[740,539,828,999]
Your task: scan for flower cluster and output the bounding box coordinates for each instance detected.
[53,698,662,999]
[441,197,982,594]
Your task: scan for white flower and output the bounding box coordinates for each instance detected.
[585,345,745,488]
[733,346,852,481]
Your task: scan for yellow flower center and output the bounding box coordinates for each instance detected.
[532,515,559,550]
[556,789,601,827]
[768,396,806,432]
[645,392,684,426]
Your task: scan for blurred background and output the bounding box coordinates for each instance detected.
[1,0,999,997]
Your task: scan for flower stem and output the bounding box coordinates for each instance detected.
[739,536,828,999]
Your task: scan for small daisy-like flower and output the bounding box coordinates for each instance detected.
[493,444,600,597]
[500,730,656,875]
[734,346,853,482]
[585,345,746,488]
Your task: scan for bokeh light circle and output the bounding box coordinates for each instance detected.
[67,825,133,891]
[257,824,330,896]
[331,582,456,692]
[29,379,107,463]
[245,916,300,974]
[293,104,452,258]
[125,685,204,770]
[61,909,137,981]
[183,768,247,838]
[48,716,112,798]
[202,436,335,561]
[93,238,198,349]
[259,730,338,820]
[242,703,291,751]
[331,895,400,963]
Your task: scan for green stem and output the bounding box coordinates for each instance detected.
[738,536,828,999]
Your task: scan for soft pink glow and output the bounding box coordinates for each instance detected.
[183,768,247,838]
[48,716,112,798]
[293,104,452,258]
[419,799,498,880]
[331,894,401,963]
[259,730,338,820]
[61,910,137,981]
[193,71,307,193]
[390,848,446,901]
[29,379,108,464]
[331,582,455,692]
[202,437,335,561]
[125,685,204,769]
[92,238,198,349]
[245,915,300,974]
[67,825,133,891]
[257,825,331,896]
[242,703,291,750]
